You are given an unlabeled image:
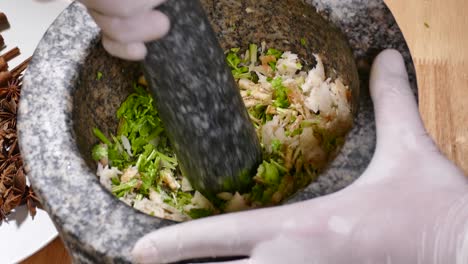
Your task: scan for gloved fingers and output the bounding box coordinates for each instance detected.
[79,0,167,18]
[202,259,251,264]
[249,234,344,264]
[132,211,275,263]
[369,49,433,153]
[131,202,329,264]
[90,9,170,44]
[101,37,147,61]
[354,49,462,187]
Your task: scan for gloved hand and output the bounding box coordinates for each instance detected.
[132,50,468,264]
[79,0,170,60]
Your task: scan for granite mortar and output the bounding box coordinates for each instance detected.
[18,0,417,262]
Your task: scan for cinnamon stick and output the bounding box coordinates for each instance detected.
[2,47,20,61]
[0,61,6,72]
[0,47,20,71]
[0,71,11,86]
[0,56,31,86]
[11,56,31,78]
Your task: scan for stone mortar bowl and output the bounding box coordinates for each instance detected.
[18,0,417,263]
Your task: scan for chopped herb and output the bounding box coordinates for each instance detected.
[270,77,290,108]
[188,208,213,219]
[248,104,268,123]
[116,84,164,155]
[226,51,242,69]
[93,128,112,145]
[268,61,277,71]
[266,48,283,59]
[226,48,255,80]
[263,161,280,185]
[271,139,282,152]
[96,71,103,81]
[270,159,287,173]
[112,179,139,196]
[249,43,258,65]
[139,158,160,196]
[301,119,321,128]
[91,43,353,221]
[92,144,108,161]
[250,184,264,202]
[111,177,120,186]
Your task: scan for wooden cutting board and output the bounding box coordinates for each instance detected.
[386,0,468,173]
[22,0,468,262]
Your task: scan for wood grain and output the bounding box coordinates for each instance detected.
[415,61,468,171]
[21,238,71,264]
[386,0,468,172]
[23,0,468,263]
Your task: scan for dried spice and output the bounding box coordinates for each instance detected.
[0,34,4,49]
[0,69,37,223]
[0,12,40,223]
[0,99,18,128]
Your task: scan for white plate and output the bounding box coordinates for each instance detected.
[0,0,71,263]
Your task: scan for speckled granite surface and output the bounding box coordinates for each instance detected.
[17,0,416,263]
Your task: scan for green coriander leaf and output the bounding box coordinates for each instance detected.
[188,208,213,219]
[248,104,267,123]
[271,139,282,153]
[270,77,290,108]
[249,43,258,65]
[92,144,108,161]
[266,48,283,59]
[263,161,280,185]
[270,159,288,173]
[93,128,112,145]
[251,184,265,202]
[261,187,276,204]
[176,192,193,208]
[111,176,120,186]
[268,61,277,71]
[112,179,139,195]
[226,51,242,69]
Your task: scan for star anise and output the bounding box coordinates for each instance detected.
[23,185,41,219]
[3,190,22,213]
[0,38,36,222]
[0,99,17,128]
[0,75,21,102]
[0,129,20,172]
[12,165,26,194]
[0,163,21,216]
[0,207,7,223]
[0,161,16,186]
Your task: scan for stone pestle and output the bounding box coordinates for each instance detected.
[142,0,262,196]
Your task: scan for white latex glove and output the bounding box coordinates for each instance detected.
[132,50,468,264]
[79,0,170,60]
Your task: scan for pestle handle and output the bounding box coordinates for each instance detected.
[142,0,262,195]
